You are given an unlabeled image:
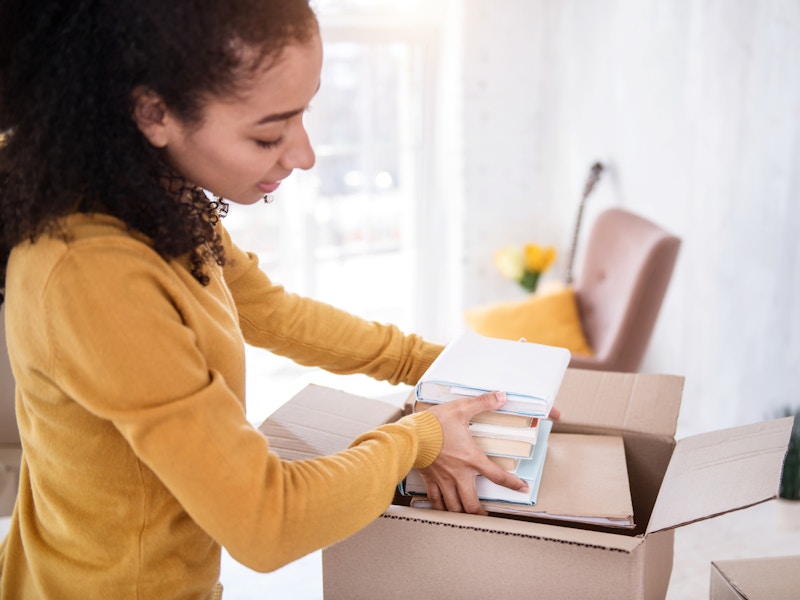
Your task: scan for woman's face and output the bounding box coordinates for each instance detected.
[152,34,323,205]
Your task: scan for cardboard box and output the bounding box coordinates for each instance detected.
[259,370,793,600]
[258,384,405,460]
[710,555,800,599]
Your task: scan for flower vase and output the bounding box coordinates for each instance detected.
[519,271,541,294]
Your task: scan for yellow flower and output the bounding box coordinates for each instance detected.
[524,244,557,273]
[494,246,525,281]
[495,243,557,293]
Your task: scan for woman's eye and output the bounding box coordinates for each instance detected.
[256,138,282,149]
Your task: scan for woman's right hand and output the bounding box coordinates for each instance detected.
[417,391,529,515]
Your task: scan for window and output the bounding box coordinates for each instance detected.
[224,2,446,421]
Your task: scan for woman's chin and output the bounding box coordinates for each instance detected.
[224,193,265,206]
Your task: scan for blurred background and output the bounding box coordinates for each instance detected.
[225,0,800,438]
[2,4,795,438]
[0,1,797,594]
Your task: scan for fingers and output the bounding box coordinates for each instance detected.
[422,477,445,511]
[430,390,506,424]
[420,390,550,516]
[455,477,486,515]
[421,471,486,515]
[426,389,559,424]
[478,456,528,493]
[470,390,507,414]
[475,391,559,423]
[453,390,558,425]
[440,484,464,513]
[421,472,466,513]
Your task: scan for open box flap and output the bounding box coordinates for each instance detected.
[555,369,684,437]
[646,417,793,535]
[257,384,404,460]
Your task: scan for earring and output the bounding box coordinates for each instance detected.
[263,194,274,204]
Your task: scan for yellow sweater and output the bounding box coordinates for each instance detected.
[0,213,443,599]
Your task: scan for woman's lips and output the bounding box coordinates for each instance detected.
[258,181,281,194]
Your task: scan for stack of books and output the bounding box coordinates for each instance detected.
[402,330,570,506]
[401,330,636,529]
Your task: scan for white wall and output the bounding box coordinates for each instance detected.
[448,0,800,434]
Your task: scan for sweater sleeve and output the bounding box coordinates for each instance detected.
[34,236,443,573]
[220,226,443,386]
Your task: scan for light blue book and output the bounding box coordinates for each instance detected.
[474,419,552,505]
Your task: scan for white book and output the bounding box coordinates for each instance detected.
[416,330,571,417]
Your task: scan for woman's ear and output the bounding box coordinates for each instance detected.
[131,86,170,148]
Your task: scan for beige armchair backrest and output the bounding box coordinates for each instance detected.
[0,305,19,445]
[569,208,681,373]
[1,305,21,516]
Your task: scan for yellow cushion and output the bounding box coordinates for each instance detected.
[463,287,593,356]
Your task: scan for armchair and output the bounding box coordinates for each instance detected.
[568,208,681,372]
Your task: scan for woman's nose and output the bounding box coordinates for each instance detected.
[280,125,315,171]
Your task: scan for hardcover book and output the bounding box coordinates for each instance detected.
[415,330,570,418]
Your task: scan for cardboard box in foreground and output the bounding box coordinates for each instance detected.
[259,370,793,600]
[710,555,800,599]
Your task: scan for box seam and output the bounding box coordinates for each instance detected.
[379,514,633,554]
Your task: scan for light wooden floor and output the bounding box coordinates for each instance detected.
[667,498,800,598]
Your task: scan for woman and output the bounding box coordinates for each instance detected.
[0,1,526,598]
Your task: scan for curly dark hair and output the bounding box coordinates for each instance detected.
[0,0,317,302]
